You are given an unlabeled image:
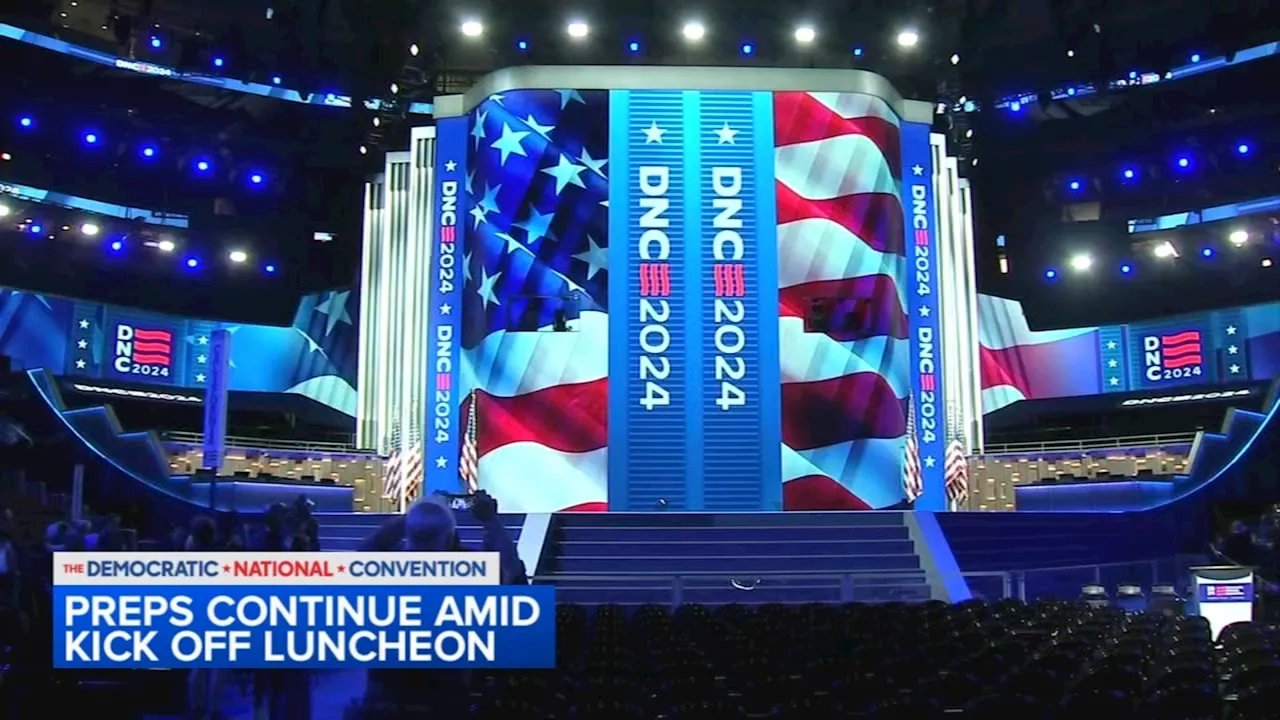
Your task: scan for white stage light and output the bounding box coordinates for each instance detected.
[682,22,706,41]
[228,250,248,263]
[460,20,484,37]
[794,26,816,44]
[897,29,919,48]
[390,82,399,94]
[1069,254,1093,272]
[950,53,960,65]
[1229,230,1249,246]
[157,239,176,253]
[0,204,9,218]
[409,43,419,56]
[1153,241,1178,259]
[79,223,99,236]
[567,21,589,39]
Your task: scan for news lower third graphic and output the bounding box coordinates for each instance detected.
[53,553,556,669]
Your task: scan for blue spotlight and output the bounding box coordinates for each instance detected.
[213,57,224,68]
[83,132,98,145]
[195,160,211,172]
[1122,168,1136,180]
[1176,156,1191,168]
[1010,101,1022,112]
[1120,264,1133,275]
[18,116,33,128]
[1128,70,1138,79]
[1191,53,1201,63]
[517,40,528,51]
[1068,180,1081,191]
[853,47,864,57]
[271,76,282,85]
[249,172,264,185]
[1067,87,1076,96]
[186,257,200,268]
[141,145,156,158]
[150,36,162,49]
[1202,247,1214,258]
[741,43,754,55]
[110,240,123,251]
[1237,143,1250,155]
[1045,269,1057,279]
[628,41,640,53]
[29,224,42,235]
[265,264,276,274]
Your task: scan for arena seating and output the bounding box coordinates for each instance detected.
[451,602,1280,719]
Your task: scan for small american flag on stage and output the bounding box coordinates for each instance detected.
[460,389,479,493]
[902,398,923,502]
[381,420,404,500]
[403,420,424,504]
[944,412,969,508]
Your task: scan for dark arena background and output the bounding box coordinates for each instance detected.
[1,0,1279,716]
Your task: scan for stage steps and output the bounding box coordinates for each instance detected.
[540,512,935,606]
[314,511,525,551]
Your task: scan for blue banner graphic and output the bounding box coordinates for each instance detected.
[201,329,230,470]
[426,118,468,495]
[1200,582,1254,603]
[901,124,947,510]
[54,585,556,669]
[608,90,690,510]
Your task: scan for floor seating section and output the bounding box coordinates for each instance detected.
[313,511,525,552]
[539,512,935,605]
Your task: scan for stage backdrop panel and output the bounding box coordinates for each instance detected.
[0,287,358,416]
[456,88,914,513]
[979,294,1279,414]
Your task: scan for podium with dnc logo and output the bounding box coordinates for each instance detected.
[1190,565,1255,639]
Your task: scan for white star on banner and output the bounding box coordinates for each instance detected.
[75,359,86,369]
[542,154,588,194]
[1110,377,1120,386]
[469,205,490,229]
[923,456,936,468]
[470,110,488,149]
[918,305,930,317]
[491,123,530,165]
[524,115,555,139]
[197,336,209,345]
[573,235,609,280]
[478,184,503,214]
[514,208,556,243]
[314,290,353,336]
[436,457,448,469]
[444,160,457,172]
[477,268,502,309]
[1230,364,1241,374]
[487,94,505,105]
[579,148,608,177]
[642,121,666,144]
[440,303,452,316]
[1228,345,1239,354]
[77,339,88,349]
[465,169,476,195]
[463,252,474,284]
[714,122,739,144]
[197,354,207,364]
[79,319,90,329]
[1107,341,1117,350]
[195,373,207,383]
[295,329,323,354]
[556,89,585,109]
[495,232,529,255]
[1108,359,1118,368]
[912,165,925,176]
[1226,325,1238,335]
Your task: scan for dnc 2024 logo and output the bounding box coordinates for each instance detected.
[113,324,173,378]
[1142,330,1204,383]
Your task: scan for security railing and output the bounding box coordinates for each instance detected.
[161,431,362,454]
[980,432,1198,456]
[533,556,1199,606]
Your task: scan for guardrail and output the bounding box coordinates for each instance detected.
[980,432,1198,456]
[161,431,362,454]
[533,557,1195,605]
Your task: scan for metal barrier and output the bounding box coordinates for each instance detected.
[534,556,1198,606]
[981,432,1198,456]
[162,431,362,454]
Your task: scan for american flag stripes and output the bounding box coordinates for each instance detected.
[460,389,480,493]
[902,398,923,502]
[944,407,969,508]
[380,420,404,500]
[403,420,424,505]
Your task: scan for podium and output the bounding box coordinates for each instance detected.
[1189,565,1255,639]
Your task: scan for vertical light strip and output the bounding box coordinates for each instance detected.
[958,179,984,452]
[384,153,412,491]
[407,127,437,477]
[356,179,381,449]
[944,156,973,454]
[929,136,956,444]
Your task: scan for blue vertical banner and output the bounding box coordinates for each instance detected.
[696,91,770,511]
[425,118,467,495]
[201,328,230,471]
[608,90,690,511]
[901,123,947,510]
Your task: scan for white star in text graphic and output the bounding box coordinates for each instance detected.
[1227,345,1239,355]
[1230,364,1241,374]
[75,359,86,370]
[436,457,449,469]
[77,339,88,350]
[923,456,936,468]
[918,305,931,318]
[1226,325,1238,335]
[491,123,531,165]
[197,336,209,345]
[1106,340,1117,350]
[912,165,925,176]
[573,235,609,280]
[1108,358,1118,368]
[195,373,207,383]
[79,319,90,329]
[714,122,739,145]
[444,160,457,172]
[1109,377,1120,386]
[642,121,666,144]
[439,303,452,316]
[197,354,207,364]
